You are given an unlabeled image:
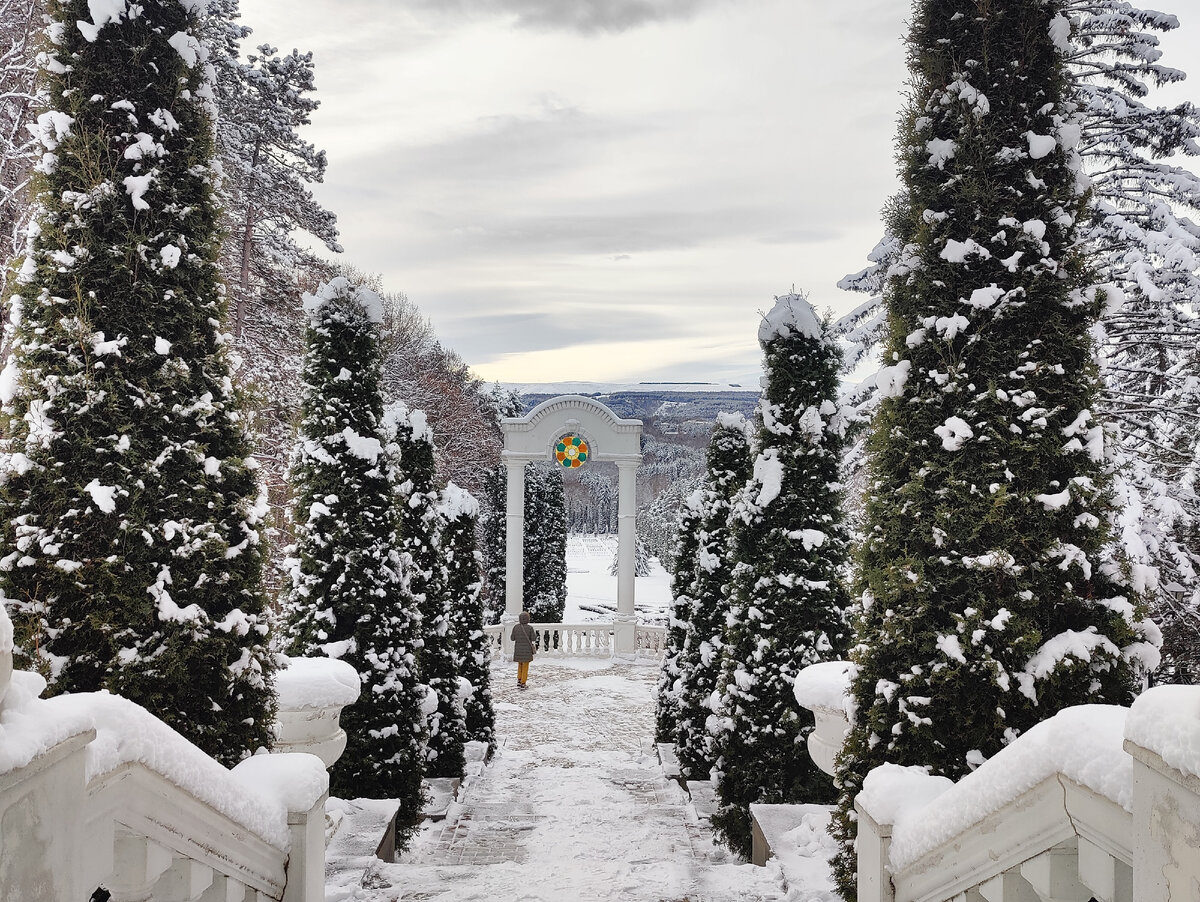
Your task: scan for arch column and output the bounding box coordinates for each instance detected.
[501,453,526,658]
[614,457,640,655]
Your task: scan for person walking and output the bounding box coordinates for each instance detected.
[511,611,537,689]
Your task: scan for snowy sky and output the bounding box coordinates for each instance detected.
[239,0,1200,385]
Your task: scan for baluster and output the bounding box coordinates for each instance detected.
[154,858,214,901]
[104,832,173,902]
[198,875,251,902]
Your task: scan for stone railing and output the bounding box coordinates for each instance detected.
[482,622,667,660]
[0,617,359,902]
[791,662,1200,902]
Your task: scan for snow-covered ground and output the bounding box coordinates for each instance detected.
[564,533,673,624]
[325,538,840,901]
[329,659,838,901]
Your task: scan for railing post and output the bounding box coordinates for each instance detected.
[854,802,894,902]
[1123,684,1200,902]
[283,791,329,902]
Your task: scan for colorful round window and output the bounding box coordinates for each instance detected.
[555,434,589,468]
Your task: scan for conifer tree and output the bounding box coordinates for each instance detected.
[282,279,425,830]
[0,0,274,766]
[708,295,850,858]
[655,488,704,744]
[831,3,1159,894]
[523,462,568,622]
[390,402,467,779]
[674,413,753,781]
[440,482,495,749]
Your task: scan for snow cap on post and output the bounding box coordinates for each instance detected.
[302,277,384,325]
[758,291,823,345]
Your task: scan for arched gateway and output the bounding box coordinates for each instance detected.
[500,396,643,654]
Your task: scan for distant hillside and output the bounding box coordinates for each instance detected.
[506,382,760,423]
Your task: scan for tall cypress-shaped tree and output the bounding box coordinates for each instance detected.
[0,0,274,766]
[832,3,1159,894]
[283,279,425,833]
[709,294,850,858]
[674,413,753,781]
[391,402,467,779]
[655,488,704,744]
[523,462,567,622]
[440,482,495,749]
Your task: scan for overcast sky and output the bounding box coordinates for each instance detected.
[240,0,1200,385]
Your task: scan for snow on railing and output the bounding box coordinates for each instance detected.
[791,661,1200,902]
[0,609,352,902]
[482,621,667,660]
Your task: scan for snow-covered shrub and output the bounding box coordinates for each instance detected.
[654,488,704,744]
[831,2,1160,894]
[283,278,426,836]
[440,483,495,749]
[673,412,753,781]
[0,0,275,766]
[709,294,851,858]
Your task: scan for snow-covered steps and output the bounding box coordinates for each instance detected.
[325,797,403,900]
[657,742,681,779]
[422,776,461,820]
[686,779,719,822]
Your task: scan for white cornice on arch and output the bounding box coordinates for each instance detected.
[501,395,643,463]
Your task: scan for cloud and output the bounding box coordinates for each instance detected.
[408,0,728,34]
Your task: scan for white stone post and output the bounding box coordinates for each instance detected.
[502,453,526,658]
[854,802,895,902]
[1123,685,1200,902]
[282,792,329,902]
[614,457,639,655]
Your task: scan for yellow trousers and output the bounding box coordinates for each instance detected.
[517,661,530,685]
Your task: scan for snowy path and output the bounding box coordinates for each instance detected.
[332,659,820,902]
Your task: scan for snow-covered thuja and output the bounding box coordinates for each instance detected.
[389,401,466,779]
[835,1,1200,682]
[523,462,567,622]
[440,483,495,749]
[708,295,851,859]
[673,413,753,782]
[283,279,426,828]
[0,0,275,766]
[831,3,1158,895]
[654,488,704,744]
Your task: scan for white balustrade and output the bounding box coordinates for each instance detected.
[0,629,343,902]
[789,662,1200,902]
[484,620,667,660]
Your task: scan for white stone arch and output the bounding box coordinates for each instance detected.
[500,396,643,654]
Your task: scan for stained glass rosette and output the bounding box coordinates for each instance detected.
[555,434,589,469]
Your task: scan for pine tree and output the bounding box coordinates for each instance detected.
[0,0,275,766]
[282,279,425,834]
[831,3,1159,894]
[655,488,704,744]
[389,402,467,778]
[522,462,567,622]
[673,413,753,781]
[440,482,495,749]
[707,296,850,858]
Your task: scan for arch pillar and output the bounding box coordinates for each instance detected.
[614,457,639,655]
[501,452,525,657]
